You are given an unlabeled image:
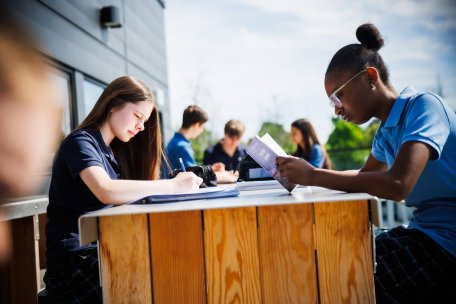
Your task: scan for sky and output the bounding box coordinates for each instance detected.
[164,0,456,143]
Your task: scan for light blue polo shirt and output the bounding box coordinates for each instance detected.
[309,144,325,168]
[372,86,456,257]
[165,132,197,169]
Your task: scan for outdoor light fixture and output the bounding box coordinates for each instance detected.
[100,6,122,28]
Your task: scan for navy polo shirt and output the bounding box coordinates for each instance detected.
[46,128,120,272]
[203,141,246,171]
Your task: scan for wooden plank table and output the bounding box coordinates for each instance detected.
[79,186,378,304]
[0,196,48,304]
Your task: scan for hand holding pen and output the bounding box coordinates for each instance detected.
[179,157,186,172]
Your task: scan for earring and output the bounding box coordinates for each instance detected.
[371,84,376,90]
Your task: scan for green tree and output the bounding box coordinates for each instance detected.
[363,119,380,147]
[258,121,295,153]
[190,129,217,164]
[325,118,379,170]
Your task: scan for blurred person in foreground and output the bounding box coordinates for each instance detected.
[290,118,332,169]
[277,23,456,302]
[204,119,246,183]
[0,6,61,263]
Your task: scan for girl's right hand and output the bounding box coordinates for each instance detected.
[171,172,203,192]
[276,156,315,185]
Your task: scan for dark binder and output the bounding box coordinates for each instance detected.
[130,187,240,204]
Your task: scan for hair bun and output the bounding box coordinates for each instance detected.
[356,23,384,51]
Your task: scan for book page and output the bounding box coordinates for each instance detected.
[260,133,288,156]
[246,134,298,192]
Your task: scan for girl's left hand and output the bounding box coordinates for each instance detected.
[276,156,315,185]
[212,162,225,172]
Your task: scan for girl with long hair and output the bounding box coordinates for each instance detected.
[44,76,202,302]
[291,118,332,169]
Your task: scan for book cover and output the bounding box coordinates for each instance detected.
[129,186,240,204]
[246,133,298,192]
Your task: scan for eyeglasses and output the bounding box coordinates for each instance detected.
[329,69,366,108]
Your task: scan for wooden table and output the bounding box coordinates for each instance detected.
[79,186,379,304]
[0,196,48,304]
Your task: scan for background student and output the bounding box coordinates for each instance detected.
[290,118,332,169]
[0,7,61,263]
[44,76,202,302]
[276,23,456,302]
[166,105,208,170]
[203,119,246,172]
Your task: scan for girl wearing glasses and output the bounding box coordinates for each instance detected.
[277,23,456,302]
[44,76,202,302]
[290,118,332,169]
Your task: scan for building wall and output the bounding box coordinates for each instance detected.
[3,0,171,195]
[3,0,172,140]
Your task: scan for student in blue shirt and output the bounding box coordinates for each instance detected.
[276,23,456,303]
[290,118,332,169]
[44,76,202,302]
[166,105,208,170]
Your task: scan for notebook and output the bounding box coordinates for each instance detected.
[236,180,284,191]
[130,186,240,204]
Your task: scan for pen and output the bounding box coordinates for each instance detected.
[178,157,186,172]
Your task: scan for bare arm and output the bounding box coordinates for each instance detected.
[360,153,389,172]
[277,141,431,201]
[80,166,202,205]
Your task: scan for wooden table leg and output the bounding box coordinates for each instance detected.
[314,200,375,304]
[149,210,206,303]
[257,204,318,304]
[6,216,40,304]
[99,214,153,304]
[204,207,261,303]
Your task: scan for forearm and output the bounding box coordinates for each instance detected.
[310,169,405,201]
[93,179,175,205]
[81,166,202,205]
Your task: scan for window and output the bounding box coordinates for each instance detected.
[82,78,106,121]
[49,69,72,137]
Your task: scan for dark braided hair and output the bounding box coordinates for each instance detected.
[326,23,390,85]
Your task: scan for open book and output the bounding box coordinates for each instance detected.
[246,133,298,192]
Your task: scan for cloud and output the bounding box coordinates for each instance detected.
[165,0,456,143]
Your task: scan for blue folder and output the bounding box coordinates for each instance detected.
[130,187,240,204]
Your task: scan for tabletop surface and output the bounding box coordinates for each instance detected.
[0,195,48,221]
[80,186,375,218]
[78,186,377,245]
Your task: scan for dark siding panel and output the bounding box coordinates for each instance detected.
[4,0,168,86]
[124,0,168,84]
[39,0,125,54]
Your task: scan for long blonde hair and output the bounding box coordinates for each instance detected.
[78,76,163,180]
